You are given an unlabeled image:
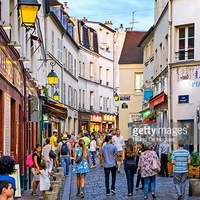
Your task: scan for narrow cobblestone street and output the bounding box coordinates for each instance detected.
[70,164,200,200]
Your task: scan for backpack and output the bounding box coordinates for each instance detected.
[26,153,34,167]
[61,142,68,155]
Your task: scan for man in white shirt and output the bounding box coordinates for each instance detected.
[112,128,125,173]
[42,138,54,173]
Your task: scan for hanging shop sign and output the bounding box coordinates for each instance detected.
[144,90,153,101]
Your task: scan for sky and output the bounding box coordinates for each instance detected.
[60,0,155,31]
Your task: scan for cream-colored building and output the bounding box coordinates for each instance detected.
[118,31,146,140]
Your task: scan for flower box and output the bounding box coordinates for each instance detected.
[188,165,200,178]
[167,162,173,175]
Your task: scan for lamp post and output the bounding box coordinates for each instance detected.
[46,61,60,101]
[18,0,41,28]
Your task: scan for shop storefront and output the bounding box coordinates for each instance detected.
[90,113,103,132]
[102,114,116,131]
[42,99,68,138]
[78,112,90,131]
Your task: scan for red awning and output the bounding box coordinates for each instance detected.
[43,101,68,120]
[149,92,166,108]
[142,114,156,124]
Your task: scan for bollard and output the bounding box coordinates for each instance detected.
[44,191,57,200]
[189,179,200,196]
[57,167,64,177]
[50,181,60,200]
[54,173,63,188]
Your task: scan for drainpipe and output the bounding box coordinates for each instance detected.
[168,0,173,150]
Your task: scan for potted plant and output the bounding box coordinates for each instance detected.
[188,151,200,178]
[147,113,158,121]
[167,152,173,175]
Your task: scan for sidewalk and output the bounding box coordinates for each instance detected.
[19,170,72,200]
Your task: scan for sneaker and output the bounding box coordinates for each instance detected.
[79,192,84,198]
[117,170,120,173]
[127,193,133,196]
[152,193,156,198]
[106,193,110,196]
[144,196,148,199]
[177,195,182,200]
[111,190,116,194]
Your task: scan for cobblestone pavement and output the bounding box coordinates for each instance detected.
[69,164,200,200]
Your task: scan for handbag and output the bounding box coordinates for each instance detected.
[49,146,56,159]
[75,153,83,164]
[152,157,160,173]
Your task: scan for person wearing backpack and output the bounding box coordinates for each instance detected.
[122,138,137,197]
[58,135,70,176]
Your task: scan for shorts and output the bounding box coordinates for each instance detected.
[31,168,40,182]
[116,151,122,161]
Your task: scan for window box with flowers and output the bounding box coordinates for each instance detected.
[147,113,158,121]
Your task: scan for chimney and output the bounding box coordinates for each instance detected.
[82,17,88,22]
[125,27,132,32]
[63,2,69,13]
[104,21,113,28]
[119,24,123,33]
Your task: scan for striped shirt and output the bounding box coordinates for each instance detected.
[172,149,190,173]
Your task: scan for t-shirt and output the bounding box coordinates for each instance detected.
[42,144,54,161]
[90,140,96,151]
[112,135,125,151]
[81,136,90,148]
[172,149,190,173]
[0,175,16,190]
[100,143,118,168]
[50,135,57,150]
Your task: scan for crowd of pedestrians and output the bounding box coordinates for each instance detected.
[0,128,192,200]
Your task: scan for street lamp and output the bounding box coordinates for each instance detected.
[46,61,60,101]
[47,69,58,86]
[114,92,119,101]
[53,91,60,101]
[18,0,41,28]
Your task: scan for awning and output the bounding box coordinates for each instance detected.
[43,101,68,120]
[149,92,166,108]
[142,114,156,124]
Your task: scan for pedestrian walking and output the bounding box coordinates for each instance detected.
[58,135,71,176]
[38,162,51,199]
[138,142,160,199]
[90,134,97,168]
[0,180,14,200]
[100,135,118,195]
[172,139,190,200]
[112,128,125,173]
[122,138,137,197]
[159,137,170,177]
[0,156,16,199]
[73,139,90,198]
[135,141,144,191]
[41,138,54,173]
[50,130,59,167]
[31,144,42,196]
